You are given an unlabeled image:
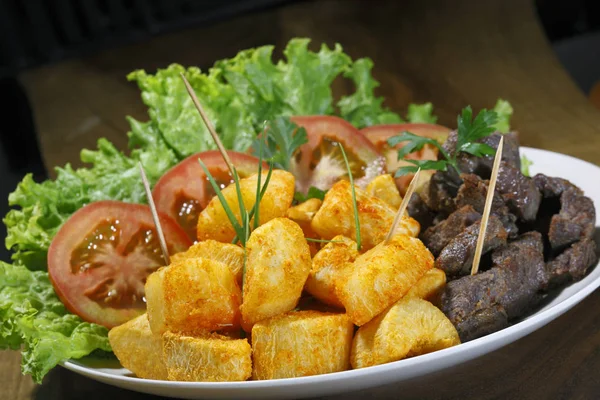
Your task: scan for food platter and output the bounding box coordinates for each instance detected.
[61,147,600,400]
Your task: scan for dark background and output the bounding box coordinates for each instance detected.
[1,0,599,263]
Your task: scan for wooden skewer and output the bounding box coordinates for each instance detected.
[180,72,235,176]
[139,162,171,266]
[385,168,421,243]
[470,136,504,275]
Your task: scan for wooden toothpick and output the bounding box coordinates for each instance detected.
[180,72,235,176]
[470,136,504,275]
[385,168,421,243]
[139,162,171,266]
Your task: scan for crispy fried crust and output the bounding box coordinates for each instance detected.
[163,332,252,382]
[351,297,460,369]
[405,268,446,303]
[286,198,323,256]
[145,258,242,335]
[171,240,245,285]
[241,218,311,331]
[108,314,168,380]
[336,234,434,326]
[305,235,358,308]
[311,180,419,250]
[196,170,295,242]
[366,174,402,209]
[251,311,354,380]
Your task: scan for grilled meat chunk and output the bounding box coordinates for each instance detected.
[546,238,597,288]
[496,162,541,222]
[408,193,436,232]
[455,174,519,238]
[441,232,547,342]
[533,174,583,198]
[435,215,508,277]
[422,205,481,257]
[443,131,521,176]
[421,170,461,215]
[548,188,595,251]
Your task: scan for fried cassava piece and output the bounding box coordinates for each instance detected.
[196,170,295,242]
[251,311,354,380]
[145,257,242,335]
[241,217,312,331]
[108,313,168,380]
[351,297,460,369]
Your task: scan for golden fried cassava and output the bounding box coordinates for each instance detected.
[311,180,419,250]
[196,170,295,242]
[304,235,358,308]
[405,267,446,303]
[286,198,323,255]
[241,218,311,331]
[336,234,434,326]
[251,311,354,380]
[351,297,460,369]
[108,313,168,380]
[145,257,242,335]
[163,332,252,382]
[171,240,245,285]
[366,174,402,209]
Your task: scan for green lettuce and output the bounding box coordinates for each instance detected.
[338,58,403,128]
[0,262,111,383]
[492,98,513,133]
[4,138,177,270]
[406,102,438,123]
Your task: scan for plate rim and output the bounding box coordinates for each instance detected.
[61,146,600,391]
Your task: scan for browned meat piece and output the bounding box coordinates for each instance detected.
[441,232,547,342]
[420,170,461,215]
[407,193,436,232]
[533,174,583,198]
[422,205,481,256]
[496,162,541,222]
[549,188,595,250]
[435,215,508,277]
[546,238,597,288]
[443,131,521,176]
[455,174,519,238]
[491,232,548,316]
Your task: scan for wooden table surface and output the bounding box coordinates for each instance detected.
[3,0,600,399]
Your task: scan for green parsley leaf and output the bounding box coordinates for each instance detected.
[387,132,448,160]
[294,187,327,202]
[456,106,498,152]
[394,160,449,177]
[252,117,308,171]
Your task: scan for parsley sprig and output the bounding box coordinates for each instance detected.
[252,116,308,171]
[388,106,499,176]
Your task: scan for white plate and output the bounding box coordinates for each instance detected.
[61,147,600,399]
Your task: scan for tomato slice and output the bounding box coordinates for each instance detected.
[360,123,451,194]
[48,200,192,328]
[152,151,267,239]
[290,116,385,194]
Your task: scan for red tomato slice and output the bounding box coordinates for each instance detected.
[360,123,451,194]
[290,116,385,194]
[48,200,192,328]
[152,151,267,239]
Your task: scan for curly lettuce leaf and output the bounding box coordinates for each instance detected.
[337,58,403,128]
[492,98,513,133]
[216,38,352,124]
[406,102,438,123]
[0,262,111,383]
[4,138,176,269]
[127,64,255,157]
